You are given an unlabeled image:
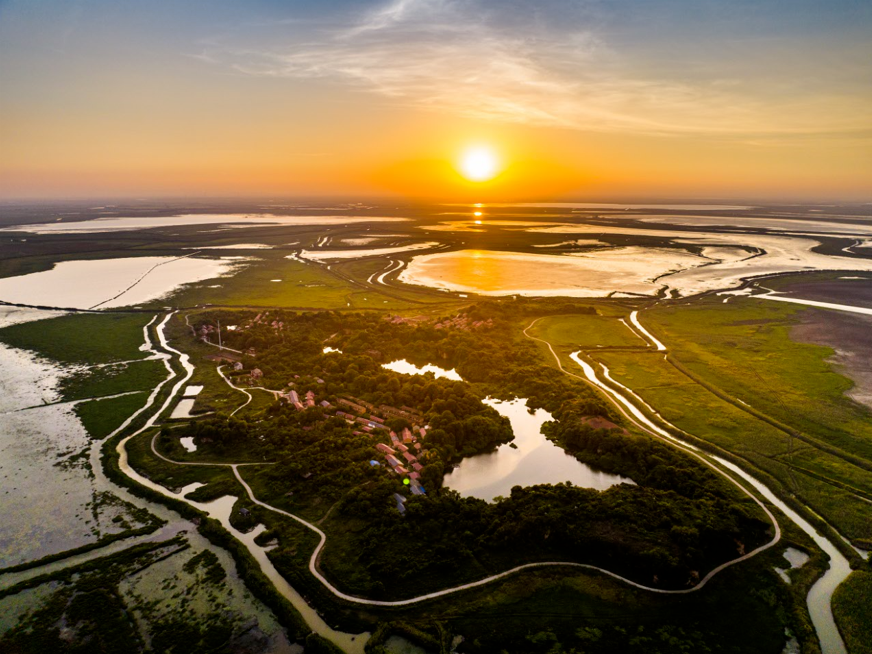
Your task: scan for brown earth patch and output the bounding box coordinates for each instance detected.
[776,276,872,309]
[791,309,872,411]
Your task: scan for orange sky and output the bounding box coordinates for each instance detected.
[1,0,870,201]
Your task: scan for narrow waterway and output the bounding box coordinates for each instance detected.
[114,315,369,654]
[568,348,850,654]
[713,457,850,654]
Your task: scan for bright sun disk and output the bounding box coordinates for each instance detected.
[459,147,499,182]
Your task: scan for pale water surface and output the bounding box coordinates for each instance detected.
[399,248,706,297]
[2,213,408,234]
[0,256,239,309]
[443,398,633,501]
[382,359,463,381]
[300,242,439,261]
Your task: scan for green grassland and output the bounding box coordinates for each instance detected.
[833,569,872,654]
[75,392,151,439]
[527,312,648,349]
[635,298,872,544]
[59,358,167,402]
[128,434,801,654]
[517,306,872,546]
[594,349,872,544]
[646,298,872,465]
[0,312,155,364]
[166,254,425,311]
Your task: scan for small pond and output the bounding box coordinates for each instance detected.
[443,398,634,501]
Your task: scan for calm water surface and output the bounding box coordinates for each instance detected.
[443,398,633,501]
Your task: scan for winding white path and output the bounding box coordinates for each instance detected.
[567,312,850,654]
[376,259,404,285]
[216,364,253,416]
[116,311,844,654]
[629,310,666,350]
[142,318,791,609]
[757,294,872,316]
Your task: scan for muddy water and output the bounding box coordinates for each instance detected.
[0,307,149,568]
[0,256,239,309]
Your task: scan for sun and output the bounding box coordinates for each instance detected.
[459,146,499,182]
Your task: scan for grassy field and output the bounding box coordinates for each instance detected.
[646,298,872,464]
[165,254,426,311]
[527,312,648,349]
[517,307,872,545]
[75,393,151,439]
[59,358,167,402]
[0,312,155,364]
[594,349,872,544]
[833,569,872,654]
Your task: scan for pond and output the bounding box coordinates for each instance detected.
[443,398,634,501]
[382,359,462,381]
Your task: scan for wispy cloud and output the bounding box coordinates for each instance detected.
[195,0,872,137]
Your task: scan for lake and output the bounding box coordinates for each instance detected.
[398,247,705,297]
[0,256,239,309]
[443,398,633,501]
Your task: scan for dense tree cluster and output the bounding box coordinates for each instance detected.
[328,477,769,598]
[542,405,727,500]
[188,307,771,599]
[199,305,611,418]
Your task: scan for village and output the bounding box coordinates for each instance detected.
[189,311,511,515]
[196,324,432,511]
[278,387,431,506]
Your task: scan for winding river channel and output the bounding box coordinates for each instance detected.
[553,326,852,654]
[1,306,857,654]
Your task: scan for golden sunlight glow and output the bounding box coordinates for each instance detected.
[459,147,499,182]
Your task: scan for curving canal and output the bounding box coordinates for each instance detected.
[2,306,856,654]
[558,319,851,654]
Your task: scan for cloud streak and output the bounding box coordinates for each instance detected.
[197,0,872,137]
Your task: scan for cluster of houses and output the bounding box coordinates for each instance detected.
[433,314,493,331]
[239,311,284,333]
[374,425,427,494]
[387,314,429,326]
[275,385,430,506]
[385,313,493,331]
[280,388,331,412]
